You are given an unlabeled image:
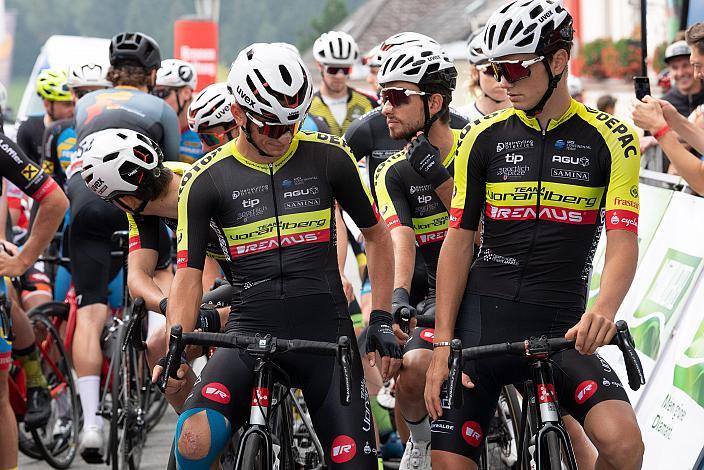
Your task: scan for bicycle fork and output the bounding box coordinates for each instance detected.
[530,361,578,470]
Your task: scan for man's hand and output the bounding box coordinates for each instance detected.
[0,241,31,277]
[152,359,191,396]
[340,274,355,303]
[565,311,617,355]
[365,310,402,381]
[424,347,474,420]
[631,96,667,134]
[406,133,451,189]
[658,99,680,124]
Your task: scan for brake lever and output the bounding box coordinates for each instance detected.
[447,339,463,409]
[337,336,352,406]
[158,325,183,393]
[615,320,646,391]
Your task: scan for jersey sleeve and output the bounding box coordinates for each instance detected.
[325,136,379,229]
[450,122,490,231]
[374,155,413,230]
[160,103,181,162]
[176,165,220,270]
[343,116,372,162]
[0,134,59,202]
[127,213,162,253]
[600,119,640,233]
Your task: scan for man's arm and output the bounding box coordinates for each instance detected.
[433,178,453,209]
[127,248,166,312]
[359,221,394,313]
[166,267,203,339]
[390,227,415,291]
[565,230,637,354]
[659,99,704,154]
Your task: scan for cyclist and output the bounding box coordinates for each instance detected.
[69,31,178,462]
[0,130,68,470]
[424,2,644,469]
[153,58,202,163]
[309,30,378,137]
[43,61,112,189]
[162,42,398,470]
[373,41,459,470]
[458,29,510,121]
[362,45,382,95]
[188,82,238,153]
[78,128,230,410]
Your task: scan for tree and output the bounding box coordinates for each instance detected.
[297,0,348,51]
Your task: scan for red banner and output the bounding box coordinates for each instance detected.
[174,19,218,92]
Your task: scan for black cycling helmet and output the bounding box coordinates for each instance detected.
[109,32,162,70]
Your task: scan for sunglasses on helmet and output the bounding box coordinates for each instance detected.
[324,65,353,76]
[246,113,300,139]
[380,87,428,108]
[198,122,238,147]
[489,56,545,84]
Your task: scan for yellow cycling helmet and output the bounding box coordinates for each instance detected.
[36,69,72,102]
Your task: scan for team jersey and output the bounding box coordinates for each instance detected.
[73,86,180,172]
[179,128,204,163]
[374,129,461,292]
[0,133,59,203]
[344,107,469,202]
[127,161,229,276]
[16,115,45,164]
[451,99,640,311]
[308,88,378,137]
[176,131,379,308]
[300,114,331,134]
[42,118,77,186]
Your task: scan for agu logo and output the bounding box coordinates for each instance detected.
[420,329,435,343]
[461,421,483,447]
[331,435,356,463]
[201,382,231,404]
[575,380,598,404]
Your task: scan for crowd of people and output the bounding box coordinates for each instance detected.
[0,0,702,469]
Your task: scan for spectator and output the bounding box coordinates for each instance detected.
[661,40,704,116]
[632,22,704,192]
[597,94,617,114]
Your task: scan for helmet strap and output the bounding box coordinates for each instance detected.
[483,92,506,104]
[47,102,57,121]
[175,90,187,116]
[421,95,440,136]
[524,57,565,117]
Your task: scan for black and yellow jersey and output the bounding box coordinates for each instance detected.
[176,131,379,308]
[451,99,640,311]
[374,129,461,292]
[127,161,230,273]
[308,88,378,137]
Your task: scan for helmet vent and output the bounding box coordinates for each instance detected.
[279,65,293,86]
[510,22,524,40]
[530,5,544,18]
[103,152,120,163]
[498,21,512,44]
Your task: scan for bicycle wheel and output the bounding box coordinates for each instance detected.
[481,385,521,469]
[27,311,80,469]
[240,432,266,470]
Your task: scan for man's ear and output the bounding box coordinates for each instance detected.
[428,93,444,116]
[231,102,247,127]
[551,49,570,76]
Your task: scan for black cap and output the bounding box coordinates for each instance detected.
[109,32,162,70]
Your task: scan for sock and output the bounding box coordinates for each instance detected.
[14,344,48,389]
[77,375,102,429]
[405,415,431,442]
[370,396,393,437]
[377,457,383,469]
[146,310,165,341]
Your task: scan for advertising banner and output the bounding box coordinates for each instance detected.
[636,272,704,469]
[600,192,704,406]
[174,19,218,92]
[587,183,672,309]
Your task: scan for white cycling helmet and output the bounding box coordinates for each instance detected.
[378,42,457,91]
[483,0,573,59]
[363,45,382,68]
[188,83,235,132]
[374,32,439,66]
[466,29,489,65]
[227,42,313,125]
[80,128,163,201]
[0,82,7,110]
[567,74,583,97]
[313,31,359,65]
[156,59,197,89]
[67,62,112,89]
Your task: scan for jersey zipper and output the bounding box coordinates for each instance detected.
[514,127,546,301]
[268,163,285,298]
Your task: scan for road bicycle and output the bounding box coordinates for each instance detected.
[446,320,645,470]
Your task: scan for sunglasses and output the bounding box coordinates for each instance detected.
[151,87,175,99]
[324,65,352,76]
[198,123,238,147]
[380,87,428,107]
[476,64,494,77]
[246,113,300,139]
[489,56,545,84]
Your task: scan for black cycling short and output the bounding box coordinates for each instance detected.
[183,293,378,469]
[431,293,629,463]
[67,174,127,307]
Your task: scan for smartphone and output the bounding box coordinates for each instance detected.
[633,76,651,101]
